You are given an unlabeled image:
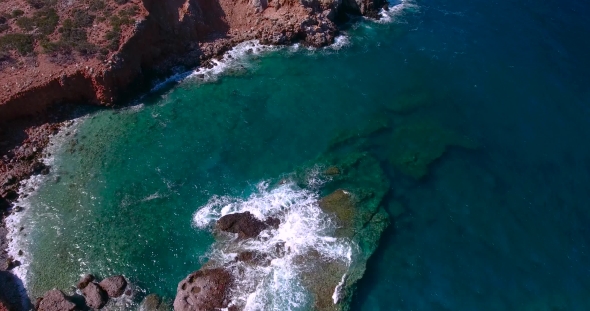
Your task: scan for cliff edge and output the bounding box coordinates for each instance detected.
[0,0,386,122]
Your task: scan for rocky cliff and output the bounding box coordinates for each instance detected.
[0,0,386,122]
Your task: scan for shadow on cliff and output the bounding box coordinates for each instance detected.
[0,271,31,311]
[0,103,101,161]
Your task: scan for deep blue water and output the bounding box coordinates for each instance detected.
[8,0,590,309]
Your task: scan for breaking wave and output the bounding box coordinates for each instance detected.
[193,179,355,310]
[377,0,419,24]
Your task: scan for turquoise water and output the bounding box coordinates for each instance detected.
[10,0,590,309]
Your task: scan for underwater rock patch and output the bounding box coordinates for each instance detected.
[389,122,478,179]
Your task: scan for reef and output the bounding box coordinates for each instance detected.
[388,121,478,179]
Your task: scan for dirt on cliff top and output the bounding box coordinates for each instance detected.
[0,0,146,104]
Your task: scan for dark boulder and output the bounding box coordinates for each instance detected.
[37,290,77,311]
[216,212,274,239]
[31,162,50,175]
[98,276,127,298]
[264,217,280,229]
[81,283,107,309]
[76,274,95,290]
[173,268,232,311]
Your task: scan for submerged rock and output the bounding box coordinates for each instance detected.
[139,294,169,311]
[98,275,127,298]
[37,290,77,311]
[389,122,478,179]
[81,283,107,310]
[173,268,232,311]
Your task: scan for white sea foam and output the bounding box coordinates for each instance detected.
[5,117,86,297]
[151,40,279,92]
[376,0,418,24]
[193,179,354,310]
[187,41,279,83]
[332,273,347,304]
[329,35,352,51]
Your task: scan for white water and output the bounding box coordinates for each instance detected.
[193,179,355,310]
[377,0,419,24]
[3,118,86,309]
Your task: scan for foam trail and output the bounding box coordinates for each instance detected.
[193,179,354,310]
[376,0,418,24]
[151,40,278,92]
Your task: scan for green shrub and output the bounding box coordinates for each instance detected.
[88,0,106,11]
[12,9,25,18]
[43,14,97,55]
[15,8,59,35]
[16,17,35,31]
[72,9,95,28]
[0,33,34,54]
[34,8,59,34]
[27,0,56,9]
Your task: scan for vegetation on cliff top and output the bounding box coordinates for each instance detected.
[0,0,141,65]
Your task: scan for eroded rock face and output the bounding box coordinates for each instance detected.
[37,290,77,311]
[216,212,272,239]
[173,268,232,311]
[82,283,108,310]
[98,275,127,298]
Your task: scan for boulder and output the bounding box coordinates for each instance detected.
[37,290,77,311]
[76,274,95,290]
[216,212,271,239]
[98,276,127,298]
[81,283,107,309]
[173,268,232,311]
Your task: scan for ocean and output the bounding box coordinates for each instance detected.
[7,0,590,309]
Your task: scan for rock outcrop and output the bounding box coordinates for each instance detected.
[216,211,278,239]
[36,290,77,311]
[76,274,95,290]
[173,268,233,311]
[81,283,108,310]
[98,275,127,298]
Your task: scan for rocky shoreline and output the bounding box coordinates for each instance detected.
[0,0,388,309]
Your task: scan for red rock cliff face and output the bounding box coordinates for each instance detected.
[0,0,386,122]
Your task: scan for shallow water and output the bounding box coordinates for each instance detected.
[8,0,590,309]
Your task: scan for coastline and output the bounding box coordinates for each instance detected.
[0,0,408,309]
